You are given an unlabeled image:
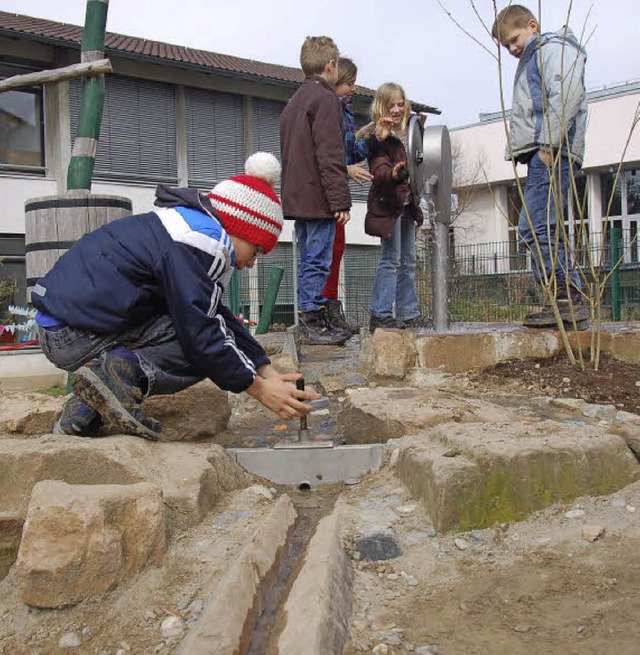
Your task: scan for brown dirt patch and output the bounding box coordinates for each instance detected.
[466,352,640,414]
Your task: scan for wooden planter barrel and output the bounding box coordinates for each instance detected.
[24,191,132,297]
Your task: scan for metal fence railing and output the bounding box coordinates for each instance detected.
[226,229,640,328]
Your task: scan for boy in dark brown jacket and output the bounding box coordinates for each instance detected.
[280,36,352,345]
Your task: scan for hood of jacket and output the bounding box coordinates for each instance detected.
[519,26,586,67]
[154,184,219,220]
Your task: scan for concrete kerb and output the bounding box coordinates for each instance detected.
[176,494,297,655]
[277,503,352,655]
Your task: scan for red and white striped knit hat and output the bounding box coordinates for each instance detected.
[208,152,284,254]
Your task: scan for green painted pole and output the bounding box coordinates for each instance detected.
[228,269,240,316]
[67,0,109,191]
[256,266,284,335]
[610,227,621,322]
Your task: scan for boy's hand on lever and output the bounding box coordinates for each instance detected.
[246,372,321,420]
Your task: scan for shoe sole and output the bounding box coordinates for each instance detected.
[71,367,159,441]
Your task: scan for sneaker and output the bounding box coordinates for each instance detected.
[326,299,359,335]
[369,314,406,333]
[70,350,161,441]
[298,310,349,346]
[53,395,103,437]
[402,315,434,330]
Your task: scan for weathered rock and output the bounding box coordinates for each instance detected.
[355,533,402,561]
[17,480,166,608]
[369,329,417,379]
[582,524,605,542]
[144,380,230,442]
[0,436,251,533]
[337,387,512,444]
[396,421,640,532]
[611,410,640,457]
[0,391,64,435]
[0,511,23,580]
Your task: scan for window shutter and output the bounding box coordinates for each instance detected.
[252,98,285,193]
[70,75,178,183]
[185,87,244,189]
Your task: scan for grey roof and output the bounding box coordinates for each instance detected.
[0,10,441,114]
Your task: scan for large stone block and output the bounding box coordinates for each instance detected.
[0,391,64,435]
[370,329,417,378]
[397,421,640,531]
[0,437,250,533]
[337,387,513,444]
[0,511,23,580]
[144,380,231,442]
[416,329,560,373]
[17,480,166,608]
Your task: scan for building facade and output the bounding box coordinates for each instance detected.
[451,81,640,276]
[0,10,438,313]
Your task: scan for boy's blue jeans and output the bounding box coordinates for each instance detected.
[295,218,336,312]
[37,314,203,397]
[370,207,420,320]
[518,151,582,295]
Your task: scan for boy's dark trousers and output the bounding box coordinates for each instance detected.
[517,150,582,294]
[37,314,203,397]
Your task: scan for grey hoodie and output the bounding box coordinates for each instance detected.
[507,27,587,164]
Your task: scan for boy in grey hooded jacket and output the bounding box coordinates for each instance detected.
[493,5,589,329]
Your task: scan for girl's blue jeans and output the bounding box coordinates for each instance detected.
[370,207,420,320]
[37,314,203,397]
[518,151,582,294]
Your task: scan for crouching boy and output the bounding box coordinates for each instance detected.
[32,153,319,440]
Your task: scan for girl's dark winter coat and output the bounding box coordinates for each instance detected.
[364,133,423,239]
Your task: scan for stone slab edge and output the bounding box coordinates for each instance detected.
[277,503,352,655]
[176,494,297,655]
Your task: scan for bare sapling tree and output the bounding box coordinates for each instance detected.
[439,0,639,369]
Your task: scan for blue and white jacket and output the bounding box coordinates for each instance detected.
[508,27,587,164]
[31,186,269,393]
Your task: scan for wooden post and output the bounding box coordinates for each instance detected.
[67,0,110,191]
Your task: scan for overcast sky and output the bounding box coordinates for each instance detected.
[1,0,637,127]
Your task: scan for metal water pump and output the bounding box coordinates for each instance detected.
[406,118,453,332]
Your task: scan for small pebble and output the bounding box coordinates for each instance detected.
[627,505,636,513]
[582,524,605,542]
[345,478,360,486]
[454,538,469,551]
[611,497,627,508]
[564,509,586,519]
[161,615,185,639]
[58,632,82,649]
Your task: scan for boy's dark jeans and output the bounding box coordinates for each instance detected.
[518,151,582,293]
[37,314,203,397]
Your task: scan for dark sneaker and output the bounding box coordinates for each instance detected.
[369,314,406,333]
[523,301,590,330]
[326,299,359,334]
[53,395,103,437]
[558,300,590,324]
[70,351,161,441]
[402,315,434,330]
[298,310,349,346]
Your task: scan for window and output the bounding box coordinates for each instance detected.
[0,234,26,310]
[565,174,589,265]
[70,75,178,183]
[0,62,44,171]
[507,185,528,270]
[601,169,640,264]
[185,87,244,189]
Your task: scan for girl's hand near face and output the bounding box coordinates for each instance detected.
[375,116,394,140]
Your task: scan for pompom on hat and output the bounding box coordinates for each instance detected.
[208,152,284,254]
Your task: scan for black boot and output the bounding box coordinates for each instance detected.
[326,299,359,334]
[298,309,349,346]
